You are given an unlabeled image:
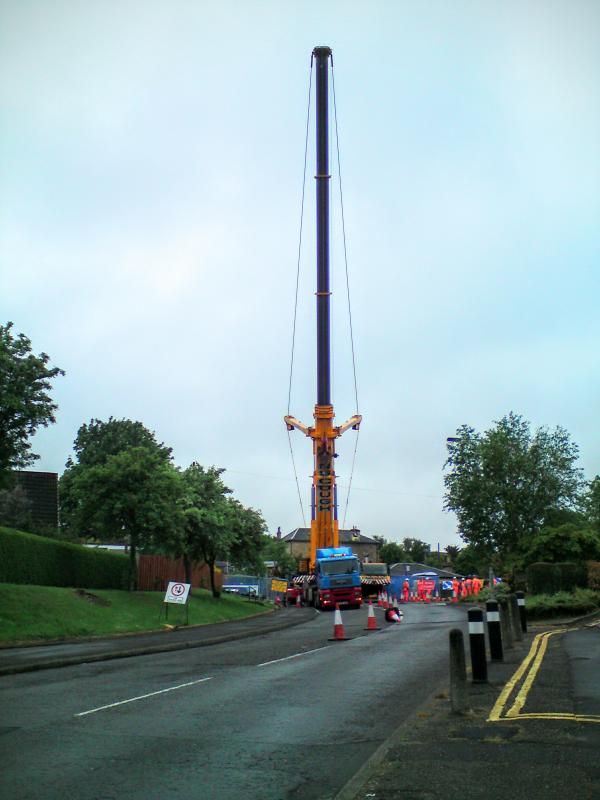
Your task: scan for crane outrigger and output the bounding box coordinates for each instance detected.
[285,46,362,586]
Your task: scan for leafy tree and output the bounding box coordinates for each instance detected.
[523,523,600,564]
[584,476,600,534]
[259,535,297,576]
[452,544,491,576]
[379,542,406,565]
[68,417,172,468]
[177,464,236,597]
[0,485,33,532]
[402,537,431,563]
[60,418,172,541]
[444,413,583,565]
[228,506,268,575]
[0,322,64,485]
[445,545,460,564]
[66,447,182,589]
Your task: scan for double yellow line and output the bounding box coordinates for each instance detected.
[488,627,600,724]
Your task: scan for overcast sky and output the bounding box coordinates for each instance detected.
[1,0,599,549]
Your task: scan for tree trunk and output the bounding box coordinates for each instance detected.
[128,542,137,592]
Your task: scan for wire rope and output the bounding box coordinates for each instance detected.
[286,58,313,528]
[332,62,361,529]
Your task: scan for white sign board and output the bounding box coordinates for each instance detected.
[164,582,191,605]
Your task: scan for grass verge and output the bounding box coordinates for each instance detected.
[0,583,272,644]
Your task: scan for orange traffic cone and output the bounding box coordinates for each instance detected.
[425,592,431,604]
[377,591,383,607]
[364,601,381,631]
[296,592,301,608]
[382,593,389,609]
[329,603,351,641]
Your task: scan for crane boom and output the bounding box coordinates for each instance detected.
[285,46,361,570]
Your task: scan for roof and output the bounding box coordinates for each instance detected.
[388,562,460,579]
[282,527,379,545]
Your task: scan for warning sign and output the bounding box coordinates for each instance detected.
[271,578,288,594]
[164,582,191,605]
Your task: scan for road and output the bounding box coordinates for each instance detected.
[0,602,465,800]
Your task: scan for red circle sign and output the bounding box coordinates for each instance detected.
[171,583,185,596]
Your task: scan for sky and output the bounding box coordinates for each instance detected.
[1,0,599,549]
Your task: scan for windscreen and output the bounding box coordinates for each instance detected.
[361,563,387,575]
[320,558,358,576]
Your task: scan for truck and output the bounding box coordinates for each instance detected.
[302,547,362,610]
[284,47,363,605]
[360,563,391,602]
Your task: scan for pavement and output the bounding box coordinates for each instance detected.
[335,610,600,800]
[0,605,316,675]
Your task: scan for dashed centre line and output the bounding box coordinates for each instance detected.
[75,676,214,717]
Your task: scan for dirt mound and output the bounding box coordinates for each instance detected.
[73,588,112,607]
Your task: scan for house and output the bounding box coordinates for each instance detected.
[282,527,380,563]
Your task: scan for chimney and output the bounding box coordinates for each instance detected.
[276,526,281,540]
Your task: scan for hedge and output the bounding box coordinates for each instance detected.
[526,561,588,594]
[0,527,130,589]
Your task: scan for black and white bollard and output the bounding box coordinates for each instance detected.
[516,591,527,633]
[508,594,523,643]
[449,628,469,714]
[468,608,488,683]
[486,599,503,661]
[499,597,514,650]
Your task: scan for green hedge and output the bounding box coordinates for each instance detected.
[526,561,588,594]
[0,527,130,589]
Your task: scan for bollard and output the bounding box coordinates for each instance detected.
[508,594,523,642]
[468,608,488,683]
[498,598,514,650]
[516,591,527,633]
[449,628,469,714]
[486,599,503,661]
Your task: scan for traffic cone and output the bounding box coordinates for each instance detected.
[296,592,301,608]
[393,596,400,614]
[377,591,383,607]
[329,603,351,641]
[385,607,403,623]
[382,593,389,609]
[364,601,381,631]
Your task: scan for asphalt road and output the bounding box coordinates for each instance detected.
[0,602,466,800]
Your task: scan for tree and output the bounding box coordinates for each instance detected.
[0,322,64,485]
[59,418,172,541]
[379,542,406,565]
[59,418,178,588]
[67,447,182,589]
[259,535,297,576]
[402,538,431,563]
[0,485,33,532]
[584,476,600,534]
[177,464,235,597]
[523,523,600,564]
[444,413,583,565]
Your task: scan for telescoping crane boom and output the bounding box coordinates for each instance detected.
[284,46,361,572]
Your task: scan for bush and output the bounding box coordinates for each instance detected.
[555,561,588,591]
[527,562,560,594]
[587,561,600,591]
[0,526,129,589]
[525,588,600,619]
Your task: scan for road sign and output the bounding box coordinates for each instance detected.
[164,582,191,605]
[271,578,288,594]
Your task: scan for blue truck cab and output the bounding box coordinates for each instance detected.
[312,546,362,609]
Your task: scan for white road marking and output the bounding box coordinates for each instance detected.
[257,646,330,667]
[75,676,214,717]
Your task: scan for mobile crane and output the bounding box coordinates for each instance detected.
[285,47,362,609]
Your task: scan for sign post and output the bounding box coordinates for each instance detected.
[162,581,191,626]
